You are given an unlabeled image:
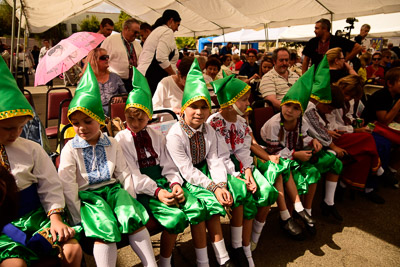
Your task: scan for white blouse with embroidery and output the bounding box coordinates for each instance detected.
[58,132,135,224]
[166,121,228,189]
[207,113,253,176]
[5,137,65,213]
[115,127,183,196]
[260,113,313,159]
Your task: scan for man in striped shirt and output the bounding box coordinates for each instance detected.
[259,47,299,110]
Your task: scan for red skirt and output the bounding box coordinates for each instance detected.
[333,133,380,190]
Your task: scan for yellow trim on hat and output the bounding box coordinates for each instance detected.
[0,109,34,121]
[219,85,251,109]
[310,94,332,104]
[181,96,211,114]
[68,107,105,126]
[280,100,305,114]
[125,103,152,120]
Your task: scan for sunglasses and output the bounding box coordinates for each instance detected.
[372,58,381,61]
[99,55,109,61]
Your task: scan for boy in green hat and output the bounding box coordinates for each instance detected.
[166,59,235,267]
[58,64,157,267]
[260,65,333,235]
[0,57,82,267]
[115,67,208,267]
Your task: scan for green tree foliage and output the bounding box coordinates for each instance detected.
[0,1,14,36]
[114,11,132,32]
[175,37,196,50]
[79,15,100,32]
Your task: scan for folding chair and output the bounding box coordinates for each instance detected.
[45,87,73,139]
[147,109,179,135]
[251,106,275,145]
[54,123,73,169]
[23,89,35,109]
[56,98,72,149]
[108,94,128,121]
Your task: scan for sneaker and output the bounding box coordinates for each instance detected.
[320,201,343,222]
[364,191,385,204]
[381,171,399,188]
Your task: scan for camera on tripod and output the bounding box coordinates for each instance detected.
[335,17,359,39]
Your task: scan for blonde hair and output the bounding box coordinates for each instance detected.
[326,47,342,66]
[81,48,108,77]
[359,53,371,68]
[333,75,363,99]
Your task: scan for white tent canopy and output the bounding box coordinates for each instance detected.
[7,0,400,36]
[209,12,400,44]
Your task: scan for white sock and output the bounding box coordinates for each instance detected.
[211,239,230,265]
[159,255,171,267]
[365,188,374,194]
[128,229,157,267]
[324,181,337,206]
[230,226,243,249]
[280,209,291,221]
[294,201,304,212]
[305,209,313,226]
[93,242,117,267]
[195,247,209,267]
[377,167,384,176]
[340,181,347,188]
[243,244,255,267]
[251,220,265,245]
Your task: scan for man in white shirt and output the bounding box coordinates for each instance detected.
[101,18,142,92]
[259,47,299,110]
[39,39,53,89]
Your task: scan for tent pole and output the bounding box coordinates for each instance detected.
[10,0,17,73]
[222,28,225,43]
[264,23,269,51]
[15,7,22,77]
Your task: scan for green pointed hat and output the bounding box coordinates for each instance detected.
[181,58,212,113]
[68,63,105,125]
[281,64,315,114]
[211,74,250,108]
[125,67,153,119]
[311,55,331,103]
[0,57,33,121]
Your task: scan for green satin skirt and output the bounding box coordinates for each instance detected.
[78,183,149,243]
[191,160,257,219]
[292,150,343,195]
[232,155,280,210]
[0,207,82,266]
[137,165,206,234]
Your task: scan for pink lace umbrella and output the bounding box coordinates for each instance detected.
[35,32,105,86]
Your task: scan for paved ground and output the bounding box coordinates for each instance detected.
[24,76,400,267]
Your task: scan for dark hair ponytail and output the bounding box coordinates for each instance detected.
[278,112,285,143]
[152,9,181,29]
[298,115,304,149]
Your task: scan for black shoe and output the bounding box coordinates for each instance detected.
[220,259,235,267]
[293,209,316,224]
[279,217,304,240]
[364,191,385,204]
[381,171,399,188]
[305,222,317,235]
[320,201,343,222]
[227,247,249,267]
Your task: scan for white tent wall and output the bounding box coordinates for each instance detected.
[7,0,400,37]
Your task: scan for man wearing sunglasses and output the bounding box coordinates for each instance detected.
[101,18,142,92]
